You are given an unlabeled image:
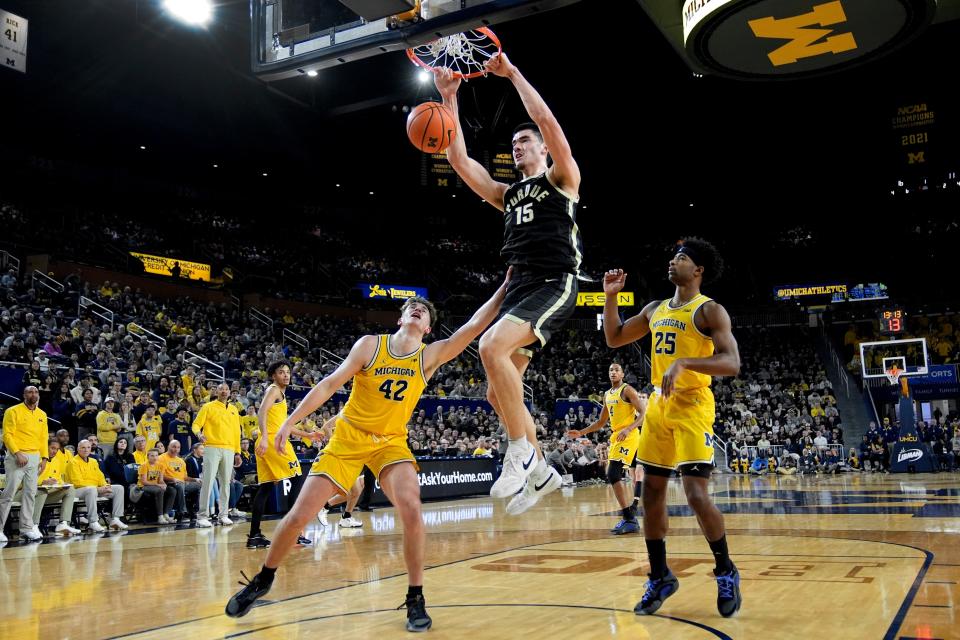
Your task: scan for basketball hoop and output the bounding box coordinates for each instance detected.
[884,366,902,386]
[406,27,501,79]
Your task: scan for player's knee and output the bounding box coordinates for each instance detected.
[606,461,624,485]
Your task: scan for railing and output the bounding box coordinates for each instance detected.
[818,321,851,399]
[249,307,274,331]
[127,322,167,350]
[282,327,310,353]
[712,433,729,473]
[78,296,115,331]
[319,348,344,370]
[0,250,20,277]
[182,350,225,383]
[0,391,61,426]
[230,295,241,310]
[32,269,64,294]
[438,323,533,403]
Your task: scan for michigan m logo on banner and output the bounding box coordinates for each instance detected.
[748,1,857,67]
[907,151,925,164]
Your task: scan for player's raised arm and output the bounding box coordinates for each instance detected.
[435,68,509,209]
[485,53,580,198]
[423,268,512,377]
[602,270,657,348]
[273,335,377,452]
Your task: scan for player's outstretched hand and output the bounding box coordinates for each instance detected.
[484,52,516,78]
[565,429,582,439]
[434,67,461,98]
[603,269,626,295]
[503,266,513,286]
[274,424,291,454]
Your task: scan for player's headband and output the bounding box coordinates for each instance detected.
[676,244,702,266]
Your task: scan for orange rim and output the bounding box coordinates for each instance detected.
[406,27,501,79]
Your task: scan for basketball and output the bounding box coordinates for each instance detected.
[406,101,456,153]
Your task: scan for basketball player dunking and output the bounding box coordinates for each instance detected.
[566,363,647,535]
[603,238,743,618]
[226,272,511,632]
[435,52,581,514]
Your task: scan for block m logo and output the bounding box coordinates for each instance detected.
[748,1,858,67]
[907,151,925,164]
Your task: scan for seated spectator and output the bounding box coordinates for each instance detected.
[776,454,798,475]
[159,440,199,522]
[55,430,73,463]
[799,445,821,475]
[933,439,955,471]
[32,440,81,536]
[749,454,768,475]
[765,449,779,474]
[103,437,136,487]
[731,449,750,474]
[65,439,128,532]
[237,438,257,482]
[822,448,841,474]
[847,447,861,471]
[131,448,175,524]
[869,440,889,473]
[132,436,149,465]
[87,434,105,461]
[472,438,492,457]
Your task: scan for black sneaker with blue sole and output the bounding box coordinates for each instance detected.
[634,570,680,615]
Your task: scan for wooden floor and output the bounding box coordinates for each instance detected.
[2,472,959,640]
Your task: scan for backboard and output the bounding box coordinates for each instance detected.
[252,0,582,81]
[859,337,929,384]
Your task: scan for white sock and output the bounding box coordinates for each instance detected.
[508,436,531,452]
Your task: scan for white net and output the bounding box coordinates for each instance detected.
[408,28,501,78]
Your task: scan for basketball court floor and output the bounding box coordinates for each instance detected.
[2,473,958,639]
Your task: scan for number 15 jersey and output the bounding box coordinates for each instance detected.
[340,334,428,437]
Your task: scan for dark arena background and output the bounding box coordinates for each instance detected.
[1,1,959,638]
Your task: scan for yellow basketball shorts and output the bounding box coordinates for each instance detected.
[636,386,716,472]
[256,438,302,484]
[309,417,418,495]
[608,428,640,466]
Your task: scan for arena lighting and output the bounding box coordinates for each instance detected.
[417,69,431,83]
[306,70,318,77]
[163,0,212,26]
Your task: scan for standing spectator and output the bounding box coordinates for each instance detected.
[240,404,259,441]
[137,403,162,451]
[153,377,174,412]
[164,407,193,452]
[96,398,123,457]
[74,388,99,440]
[118,400,136,438]
[65,439,128,532]
[21,360,44,389]
[0,386,49,543]
[191,383,242,528]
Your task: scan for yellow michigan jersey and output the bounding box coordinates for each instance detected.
[256,393,301,484]
[310,334,426,493]
[605,385,640,466]
[636,295,718,471]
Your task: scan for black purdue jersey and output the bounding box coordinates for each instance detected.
[501,172,582,274]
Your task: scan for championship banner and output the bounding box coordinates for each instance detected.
[487,146,519,184]
[577,292,634,307]
[130,252,211,281]
[1,10,28,73]
[420,151,461,189]
[356,282,428,300]
[891,100,937,178]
